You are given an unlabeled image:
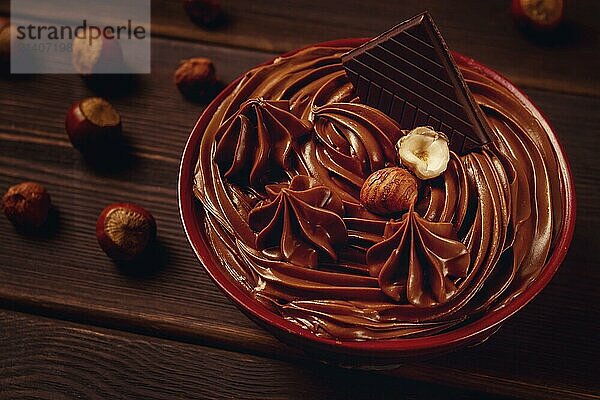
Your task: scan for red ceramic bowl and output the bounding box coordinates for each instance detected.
[178,39,576,364]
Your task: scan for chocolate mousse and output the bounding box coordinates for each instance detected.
[193,13,561,340]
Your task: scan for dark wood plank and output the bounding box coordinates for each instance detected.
[1,310,513,400]
[0,31,598,400]
[4,0,596,95]
[2,0,599,95]
[149,0,600,96]
[0,37,280,353]
[171,0,600,96]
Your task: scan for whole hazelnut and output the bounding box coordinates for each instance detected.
[174,57,217,101]
[360,167,419,215]
[65,97,122,152]
[2,182,51,230]
[183,0,225,28]
[72,28,124,75]
[96,203,157,261]
[511,0,564,31]
[0,18,10,72]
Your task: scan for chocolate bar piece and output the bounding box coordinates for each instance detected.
[341,12,492,154]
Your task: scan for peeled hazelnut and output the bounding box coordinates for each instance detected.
[65,97,122,152]
[360,167,419,215]
[183,0,225,28]
[512,0,564,31]
[397,126,450,180]
[2,182,51,230]
[96,203,157,261]
[72,28,124,75]
[174,57,217,101]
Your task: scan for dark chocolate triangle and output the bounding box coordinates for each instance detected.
[341,12,492,154]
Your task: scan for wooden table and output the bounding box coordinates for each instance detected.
[1,1,598,399]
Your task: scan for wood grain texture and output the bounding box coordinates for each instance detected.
[173,0,600,96]
[3,0,596,95]
[148,0,600,96]
[0,10,598,400]
[2,310,513,400]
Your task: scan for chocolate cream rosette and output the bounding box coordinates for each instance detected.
[193,13,563,340]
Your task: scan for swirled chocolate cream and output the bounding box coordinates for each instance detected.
[194,12,564,340]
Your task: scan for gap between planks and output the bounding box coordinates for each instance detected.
[0,291,596,400]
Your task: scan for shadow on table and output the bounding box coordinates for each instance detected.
[81,74,142,99]
[518,20,597,49]
[81,133,138,176]
[8,205,61,239]
[115,238,170,280]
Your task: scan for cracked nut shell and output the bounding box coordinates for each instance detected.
[511,0,564,31]
[96,203,156,261]
[65,97,122,152]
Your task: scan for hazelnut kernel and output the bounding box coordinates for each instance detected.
[71,27,124,75]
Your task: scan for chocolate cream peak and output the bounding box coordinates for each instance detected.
[193,45,560,340]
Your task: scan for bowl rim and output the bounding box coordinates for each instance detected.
[178,38,576,355]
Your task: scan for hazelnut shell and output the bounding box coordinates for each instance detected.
[2,182,51,230]
[96,202,156,261]
[174,57,217,101]
[65,97,122,151]
[183,0,225,28]
[360,167,420,215]
[511,0,564,31]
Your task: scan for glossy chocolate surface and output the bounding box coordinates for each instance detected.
[193,45,562,341]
